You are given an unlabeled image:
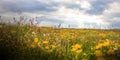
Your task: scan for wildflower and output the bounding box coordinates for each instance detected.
[75,49,82,54]
[107,49,114,55]
[94,50,103,57]
[34,38,38,43]
[42,40,49,44]
[83,53,86,56]
[91,47,94,50]
[102,40,110,46]
[95,39,110,49]
[95,44,103,49]
[114,48,118,51]
[37,42,40,47]
[51,45,56,48]
[45,46,49,49]
[32,31,36,35]
[115,43,119,47]
[71,44,82,54]
[72,44,82,49]
[99,33,106,37]
[71,47,78,52]
[43,34,46,37]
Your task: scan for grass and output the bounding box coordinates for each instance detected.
[0,24,120,60]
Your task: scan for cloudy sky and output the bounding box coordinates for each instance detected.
[0,0,120,29]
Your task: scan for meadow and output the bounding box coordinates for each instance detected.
[0,23,120,60]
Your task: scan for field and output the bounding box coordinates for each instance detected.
[0,24,120,60]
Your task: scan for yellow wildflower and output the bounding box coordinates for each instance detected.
[71,47,78,52]
[94,50,103,57]
[37,42,40,47]
[103,40,110,46]
[71,44,82,54]
[95,44,103,49]
[51,45,56,48]
[72,44,82,49]
[45,46,49,49]
[75,49,82,54]
[99,33,106,37]
[83,53,86,56]
[107,49,114,55]
[42,40,49,44]
[91,47,94,50]
[34,38,38,43]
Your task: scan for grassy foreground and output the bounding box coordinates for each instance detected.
[0,24,120,60]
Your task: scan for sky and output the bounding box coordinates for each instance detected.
[0,0,120,29]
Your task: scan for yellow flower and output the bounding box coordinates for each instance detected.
[34,38,38,43]
[45,46,49,49]
[75,49,82,54]
[107,49,114,55]
[51,45,56,48]
[94,50,103,57]
[95,44,103,49]
[71,47,78,52]
[83,53,86,56]
[95,39,110,49]
[37,42,40,47]
[103,42,109,46]
[71,44,82,54]
[91,47,94,50]
[99,33,106,37]
[42,40,49,44]
[72,44,82,49]
[103,40,110,46]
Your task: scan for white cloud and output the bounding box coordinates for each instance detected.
[0,0,120,29]
[48,6,103,28]
[97,1,120,28]
[104,2,120,14]
[37,0,92,10]
[22,12,44,17]
[76,0,91,10]
[102,2,120,20]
